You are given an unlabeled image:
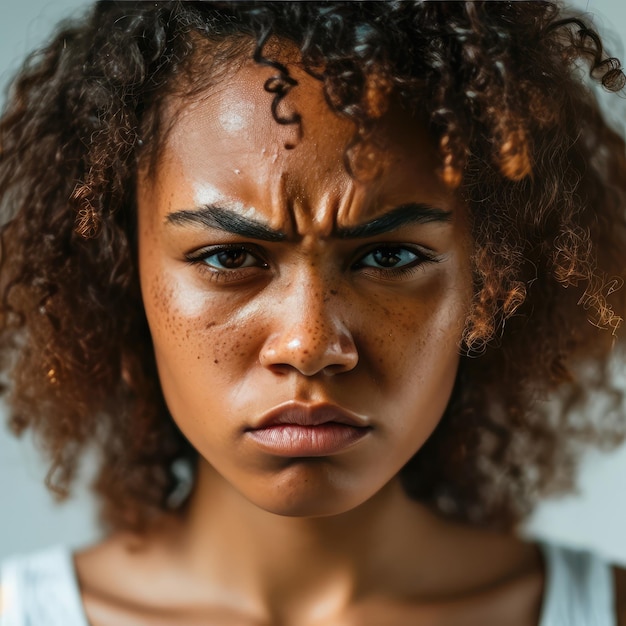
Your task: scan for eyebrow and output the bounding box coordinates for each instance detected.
[336,203,452,238]
[166,202,451,241]
[167,206,286,242]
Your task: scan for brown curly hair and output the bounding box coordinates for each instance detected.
[1,0,625,532]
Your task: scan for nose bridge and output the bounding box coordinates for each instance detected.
[260,266,358,376]
[290,266,336,331]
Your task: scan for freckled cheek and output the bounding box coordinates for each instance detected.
[361,277,470,390]
[142,271,263,383]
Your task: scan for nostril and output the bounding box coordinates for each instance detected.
[322,358,359,376]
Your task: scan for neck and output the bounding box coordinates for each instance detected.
[153,460,531,624]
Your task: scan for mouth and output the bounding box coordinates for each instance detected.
[245,401,371,457]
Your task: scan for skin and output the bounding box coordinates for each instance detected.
[67,55,624,625]
[140,59,471,521]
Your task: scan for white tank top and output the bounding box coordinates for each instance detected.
[0,542,617,625]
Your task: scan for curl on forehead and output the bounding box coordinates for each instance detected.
[139,53,458,241]
[141,39,395,213]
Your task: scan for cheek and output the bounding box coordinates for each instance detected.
[357,273,470,448]
[363,279,468,381]
[141,266,264,410]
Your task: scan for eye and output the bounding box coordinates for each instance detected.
[185,244,268,282]
[200,246,262,270]
[357,246,421,269]
[354,244,438,270]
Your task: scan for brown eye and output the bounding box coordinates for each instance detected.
[201,246,262,270]
[357,246,420,269]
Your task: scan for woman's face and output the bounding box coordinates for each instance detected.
[137,57,472,517]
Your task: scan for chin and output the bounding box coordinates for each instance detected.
[254,497,369,519]
[241,463,382,519]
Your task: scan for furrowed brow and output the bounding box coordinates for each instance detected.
[336,203,452,239]
[166,205,286,242]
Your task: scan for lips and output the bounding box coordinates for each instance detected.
[245,402,371,457]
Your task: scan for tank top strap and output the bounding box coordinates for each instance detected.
[0,546,89,626]
[538,541,616,626]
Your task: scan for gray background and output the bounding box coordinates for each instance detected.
[1,0,625,563]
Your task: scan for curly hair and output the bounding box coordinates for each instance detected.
[1,0,625,532]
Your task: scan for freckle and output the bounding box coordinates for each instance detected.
[214,359,219,364]
[330,290,338,295]
[284,142,295,150]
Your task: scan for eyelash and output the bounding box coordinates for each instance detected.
[185,243,440,283]
[352,244,440,280]
[185,245,268,282]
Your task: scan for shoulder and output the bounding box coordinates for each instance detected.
[614,566,626,626]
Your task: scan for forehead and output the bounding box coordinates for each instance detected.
[167,58,351,172]
[150,54,454,232]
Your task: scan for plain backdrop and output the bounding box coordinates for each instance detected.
[1,0,626,564]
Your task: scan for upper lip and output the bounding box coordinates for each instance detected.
[248,401,370,430]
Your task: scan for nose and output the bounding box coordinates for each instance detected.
[259,281,359,377]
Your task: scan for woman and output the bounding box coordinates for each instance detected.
[1,1,625,624]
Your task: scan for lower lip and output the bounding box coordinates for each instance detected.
[246,424,370,457]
